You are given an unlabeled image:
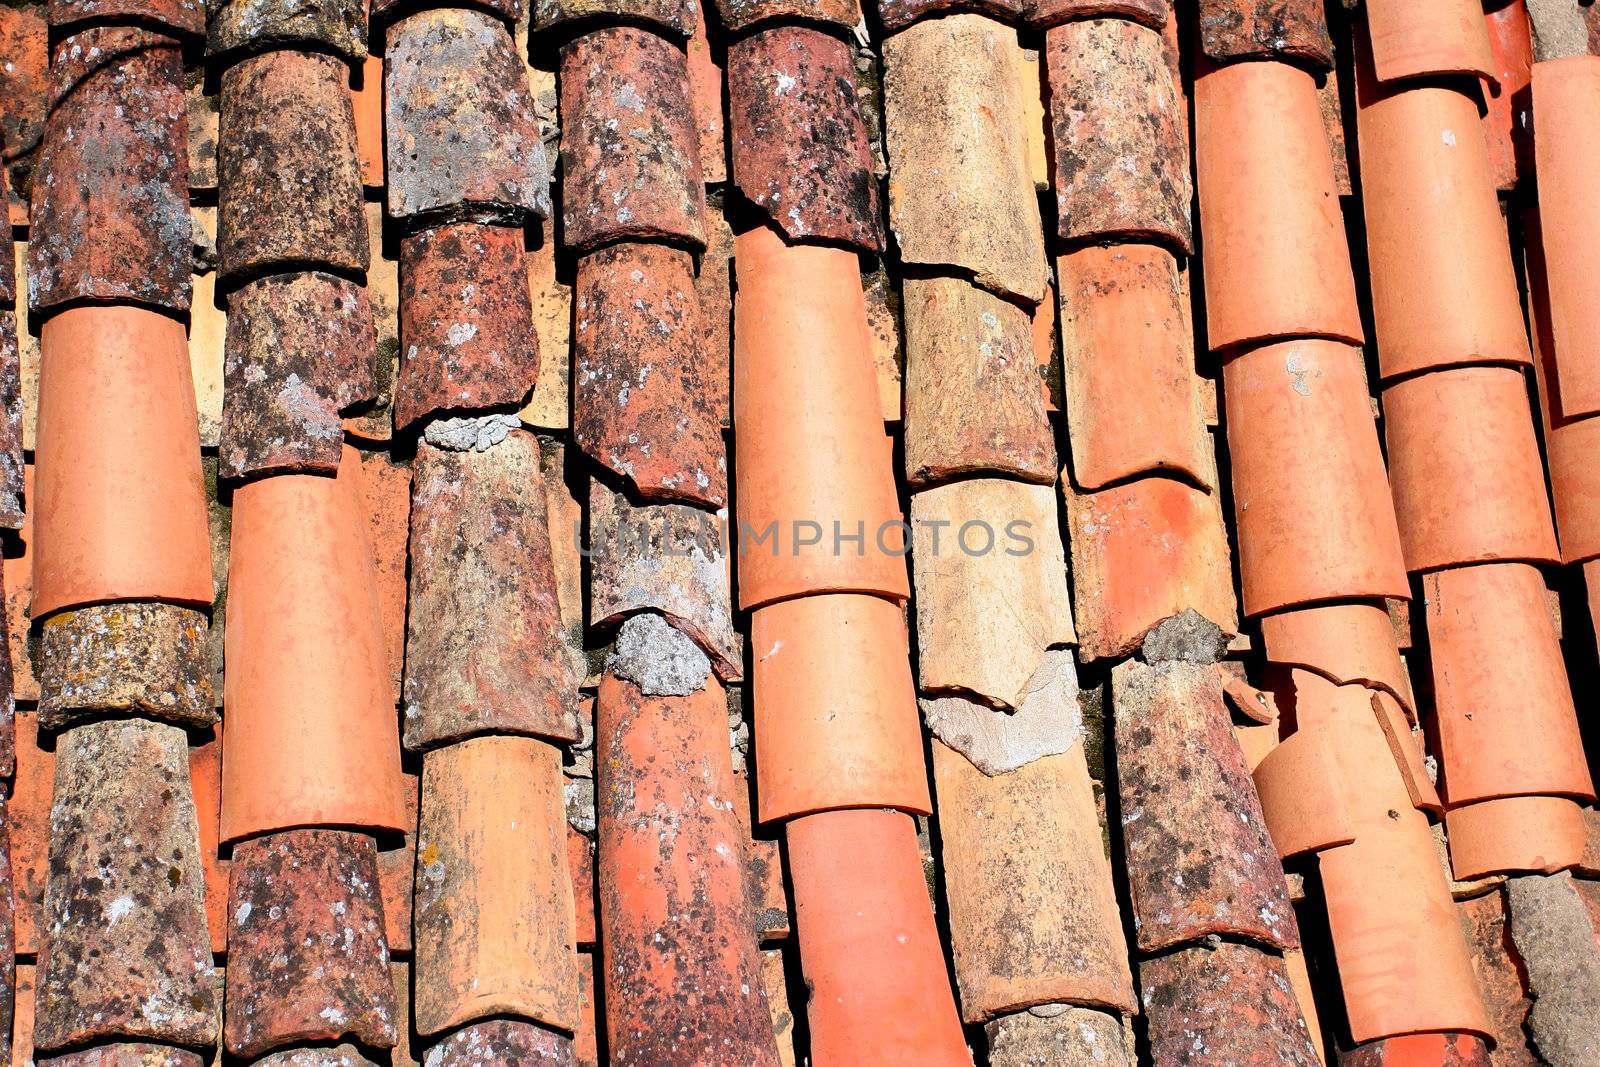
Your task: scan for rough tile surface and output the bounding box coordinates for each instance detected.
[1199,0,1333,66]
[1139,942,1319,1065]
[38,602,213,730]
[207,0,367,59]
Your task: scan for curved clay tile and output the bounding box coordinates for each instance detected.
[0,252,23,529]
[728,26,883,252]
[1341,1033,1492,1067]
[1444,794,1588,879]
[535,0,694,35]
[1424,564,1594,806]
[712,0,859,33]
[1029,0,1168,30]
[32,307,213,618]
[28,27,190,316]
[219,451,408,844]
[38,603,213,731]
[731,224,907,608]
[559,28,706,252]
[36,1047,206,1066]
[371,0,521,26]
[1365,0,1499,85]
[1382,366,1560,571]
[251,1047,383,1067]
[206,0,367,59]
[353,55,384,190]
[1222,339,1409,616]
[413,737,577,1036]
[1259,601,1415,713]
[1045,18,1192,252]
[784,809,970,1067]
[594,664,781,1067]
[1058,244,1211,490]
[422,1019,576,1066]
[1542,410,1600,563]
[1198,0,1332,68]
[1354,67,1530,378]
[1194,59,1362,351]
[1140,942,1319,1065]
[1484,1,1534,191]
[934,741,1135,1020]
[987,1007,1130,1065]
[750,593,931,823]
[0,7,48,196]
[878,0,1022,33]
[46,0,203,35]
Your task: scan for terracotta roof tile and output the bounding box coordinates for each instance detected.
[0,789,13,1065]
[877,0,1022,32]
[11,713,49,958]
[1364,0,1499,85]
[1045,18,1192,253]
[28,27,189,316]
[712,0,859,33]
[902,276,1055,487]
[0,6,48,204]
[521,219,576,431]
[558,28,706,252]
[535,0,695,37]
[934,741,1135,1020]
[384,9,549,225]
[373,0,522,25]
[414,736,577,1035]
[568,826,597,947]
[1030,0,1166,27]
[0,570,13,779]
[883,15,1048,305]
[985,1006,1130,1066]
[1199,0,1332,66]
[46,0,202,33]
[1343,1033,1494,1067]
[1485,2,1534,191]
[750,593,930,823]
[404,433,579,749]
[377,772,418,955]
[1058,244,1211,490]
[728,26,883,252]
[217,49,367,281]
[35,1047,205,1067]
[344,204,402,444]
[424,1019,576,1065]
[1453,889,1536,1062]
[253,1046,383,1066]
[1259,601,1415,714]
[0,308,21,532]
[1445,795,1588,880]
[184,726,226,955]
[223,829,397,1057]
[222,271,377,479]
[1139,941,1318,1065]
[355,448,411,706]
[34,720,215,1053]
[352,55,383,190]
[694,202,733,428]
[573,243,725,506]
[686,11,726,184]
[206,0,367,59]
[38,603,212,731]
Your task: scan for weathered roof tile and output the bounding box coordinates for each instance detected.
[713,0,859,33]
[1199,0,1333,67]
[38,603,213,731]
[986,1006,1130,1067]
[207,0,367,59]
[46,0,203,35]
[535,0,695,36]
[1139,942,1319,1065]
[424,1020,577,1066]
[1029,0,1167,30]
[1365,0,1498,85]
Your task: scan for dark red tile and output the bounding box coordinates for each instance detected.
[224,829,397,1057]
[559,28,706,252]
[38,603,215,731]
[878,0,1022,32]
[395,221,538,432]
[218,49,367,282]
[46,0,203,36]
[1140,942,1319,1066]
[384,9,550,224]
[712,0,859,33]
[1031,0,1168,30]
[574,242,725,508]
[728,26,883,252]
[423,1019,575,1066]
[253,1046,384,1066]
[535,0,694,36]
[28,27,190,315]
[1199,0,1333,67]
[1341,1033,1493,1067]
[207,0,367,60]
[222,271,377,480]
[0,7,48,203]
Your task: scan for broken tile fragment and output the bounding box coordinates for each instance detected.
[38,602,213,731]
[207,0,367,59]
[559,28,706,252]
[34,720,215,1052]
[395,222,538,432]
[224,829,397,1058]
[535,0,694,35]
[414,737,577,1036]
[222,271,377,479]
[901,276,1055,487]
[1199,0,1333,66]
[595,668,780,1066]
[935,741,1135,1020]
[28,27,190,315]
[1045,18,1192,252]
[1029,0,1168,30]
[404,432,579,750]
[883,15,1048,304]
[712,0,859,33]
[920,648,1081,777]
[1504,872,1600,1066]
[588,483,739,681]
[385,9,549,224]
[573,243,725,507]
[728,26,883,251]
[425,1020,576,1066]
[35,1047,205,1067]
[1113,648,1299,952]
[218,49,367,281]
[985,1006,1131,1067]
[1139,942,1319,1066]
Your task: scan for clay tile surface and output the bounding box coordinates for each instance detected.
[0,311,25,531]
[1504,870,1600,1064]
[1354,60,1531,378]
[46,0,203,34]
[883,15,1048,305]
[986,1007,1130,1066]
[1259,601,1414,712]
[750,593,932,823]
[35,1048,206,1067]
[0,6,48,196]
[38,603,214,731]
[384,9,549,225]
[1484,1,1534,191]
[594,667,780,1067]
[558,28,706,253]
[1046,18,1192,253]
[1199,0,1332,66]
[206,0,367,59]
[536,0,694,36]
[728,26,883,252]
[1222,339,1409,616]
[425,1020,576,1066]
[405,433,578,750]
[573,243,724,507]
[934,741,1135,1020]
[370,0,521,26]
[713,0,859,33]
[1194,58,1363,351]
[220,451,408,844]
[33,307,214,619]
[217,49,367,282]
[1058,244,1211,490]
[877,0,1022,33]
[1342,1034,1492,1067]
[1445,795,1588,879]
[1113,656,1299,952]
[784,809,970,1067]
[253,1046,383,1067]
[1382,366,1560,572]
[34,720,215,1053]
[1365,0,1499,85]
[1063,476,1238,662]
[222,271,377,479]
[395,222,538,432]
[224,829,398,1057]
[28,26,190,316]
[414,736,577,1036]
[1029,0,1168,30]
[731,225,907,608]
[1139,942,1319,1065]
